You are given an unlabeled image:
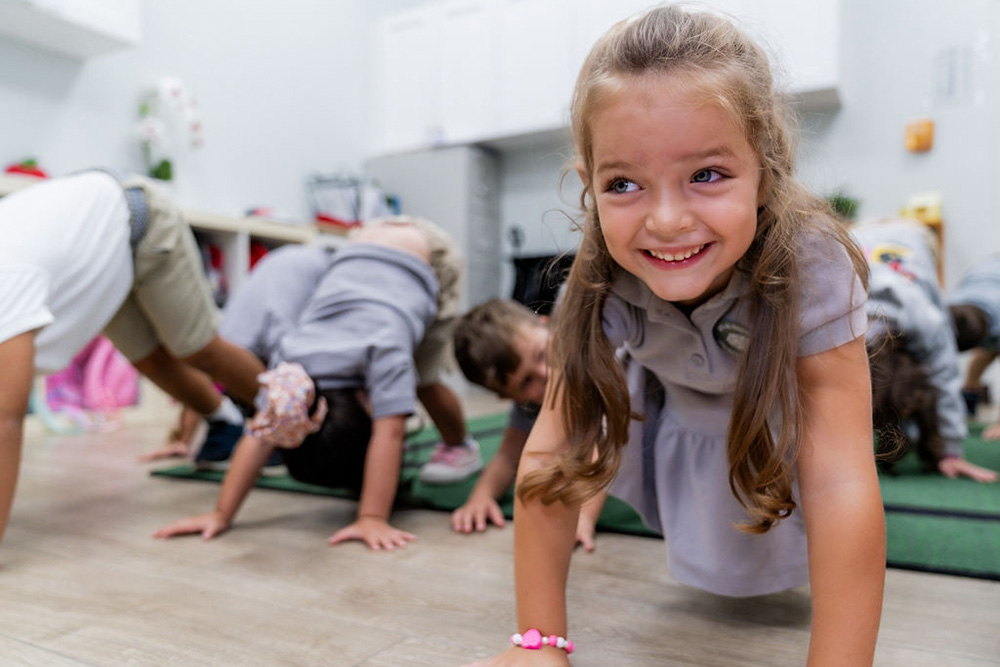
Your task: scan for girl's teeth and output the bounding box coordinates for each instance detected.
[649,244,705,262]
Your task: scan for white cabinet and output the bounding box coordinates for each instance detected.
[371,0,497,154]
[0,0,141,58]
[370,0,842,155]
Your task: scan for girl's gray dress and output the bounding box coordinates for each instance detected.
[602,229,866,597]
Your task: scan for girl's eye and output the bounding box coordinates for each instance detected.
[692,169,720,183]
[609,178,638,194]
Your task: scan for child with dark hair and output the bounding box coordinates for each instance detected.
[452,298,605,550]
[155,219,476,550]
[947,255,1000,438]
[0,171,266,552]
[853,218,996,482]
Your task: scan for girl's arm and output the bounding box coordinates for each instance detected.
[153,433,273,540]
[0,331,35,551]
[796,336,885,666]
[328,414,416,550]
[451,425,528,533]
[507,386,577,664]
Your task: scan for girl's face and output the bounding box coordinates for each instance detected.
[582,73,761,308]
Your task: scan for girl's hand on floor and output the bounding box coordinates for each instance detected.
[938,456,999,483]
[327,516,416,551]
[451,495,506,533]
[463,646,570,666]
[153,512,230,540]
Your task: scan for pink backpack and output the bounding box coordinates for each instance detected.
[44,336,139,430]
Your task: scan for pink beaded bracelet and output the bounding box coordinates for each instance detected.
[510,628,575,654]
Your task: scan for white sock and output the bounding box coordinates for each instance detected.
[208,396,243,425]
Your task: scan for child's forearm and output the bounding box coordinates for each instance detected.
[514,490,579,637]
[0,332,35,550]
[214,434,272,522]
[470,426,526,501]
[357,415,406,520]
[964,348,998,390]
[0,417,24,549]
[804,484,885,665]
[580,489,607,525]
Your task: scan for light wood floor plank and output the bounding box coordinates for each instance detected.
[1,399,997,666]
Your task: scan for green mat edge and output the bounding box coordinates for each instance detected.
[152,414,1000,579]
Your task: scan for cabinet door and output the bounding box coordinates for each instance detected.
[439,0,498,144]
[496,0,575,137]
[742,0,839,97]
[372,8,441,153]
[0,0,140,57]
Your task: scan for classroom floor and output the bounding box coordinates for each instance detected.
[3,388,999,666]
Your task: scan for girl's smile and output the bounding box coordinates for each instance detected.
[583,73,762,308]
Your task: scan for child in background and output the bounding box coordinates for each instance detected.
[471,6,885,664]
[853,218,996,482]
[0,171,265,552]
[948,255,1000,439]
[451,298,604,551]
[154,219,473,550]
[147,223,482,480]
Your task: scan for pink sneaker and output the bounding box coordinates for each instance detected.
[419,437,483,484]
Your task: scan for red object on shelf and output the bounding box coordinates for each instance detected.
[249,240,270,269]
[5,159,48,179]
[315,212,361,230]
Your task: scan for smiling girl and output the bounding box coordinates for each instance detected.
[470,5,884,666]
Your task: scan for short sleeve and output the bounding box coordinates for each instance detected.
[797,232,868,357]
[0,265,53,346]
[366,340,419,420]
[602,292,644,349]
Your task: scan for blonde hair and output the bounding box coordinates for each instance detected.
[518,4,868,533]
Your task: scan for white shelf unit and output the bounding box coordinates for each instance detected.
[0,172,344,295]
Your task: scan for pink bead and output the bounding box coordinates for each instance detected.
[547,635,558,647]
[565,640,575,654]
[521,628,543,649]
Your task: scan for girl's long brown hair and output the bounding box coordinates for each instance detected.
[517,4,868,532]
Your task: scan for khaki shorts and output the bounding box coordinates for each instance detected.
[357,215,463,384]
[103,176,220,361]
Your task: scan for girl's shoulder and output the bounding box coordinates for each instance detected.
[794,218,869,356]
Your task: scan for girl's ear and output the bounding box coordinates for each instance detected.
[575,162,589,188]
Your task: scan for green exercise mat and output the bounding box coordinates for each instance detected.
[151,415,1000,580]
[879,423,1000,580]
[150,411,656,537]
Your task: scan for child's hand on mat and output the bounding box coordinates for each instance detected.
[153,512,231,540]
[983,422,1000,440]
[451,495,506,533]
[463,646,570,666]
[137,441,190,462]
[327,516,416,551]
[938,456,999,483]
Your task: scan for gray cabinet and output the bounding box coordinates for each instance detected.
[367,146,501,311]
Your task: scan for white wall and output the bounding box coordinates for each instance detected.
[796,0,997,290]
[0,0,376,219]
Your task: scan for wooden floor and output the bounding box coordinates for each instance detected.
[3,390,1000,666]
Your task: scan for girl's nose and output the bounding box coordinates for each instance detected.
[646,189,695,236]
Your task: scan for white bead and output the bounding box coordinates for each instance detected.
[557,638,567,648]
[511,633,522,645]
[542,637,550,645]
